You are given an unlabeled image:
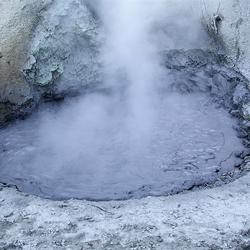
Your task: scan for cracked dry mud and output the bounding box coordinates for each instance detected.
[0,169,250,249]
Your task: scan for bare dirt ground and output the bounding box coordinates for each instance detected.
[0,165,250,249]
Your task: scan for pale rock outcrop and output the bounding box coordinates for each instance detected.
[0,0,52,123]
[23,0,100,100]
[203,0,250,80]
[0,0,99,124]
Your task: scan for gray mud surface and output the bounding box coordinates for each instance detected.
[0,92,244,201]
[0,50,248,201]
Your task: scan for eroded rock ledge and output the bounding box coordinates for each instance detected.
[0,0,52,124]
[0,0,99,125]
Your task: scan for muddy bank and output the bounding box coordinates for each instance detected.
[0,164,250,249]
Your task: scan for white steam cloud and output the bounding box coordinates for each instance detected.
[99,0,163,144]
[30,0,208,187]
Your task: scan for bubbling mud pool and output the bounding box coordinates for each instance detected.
[0,87,245,201]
